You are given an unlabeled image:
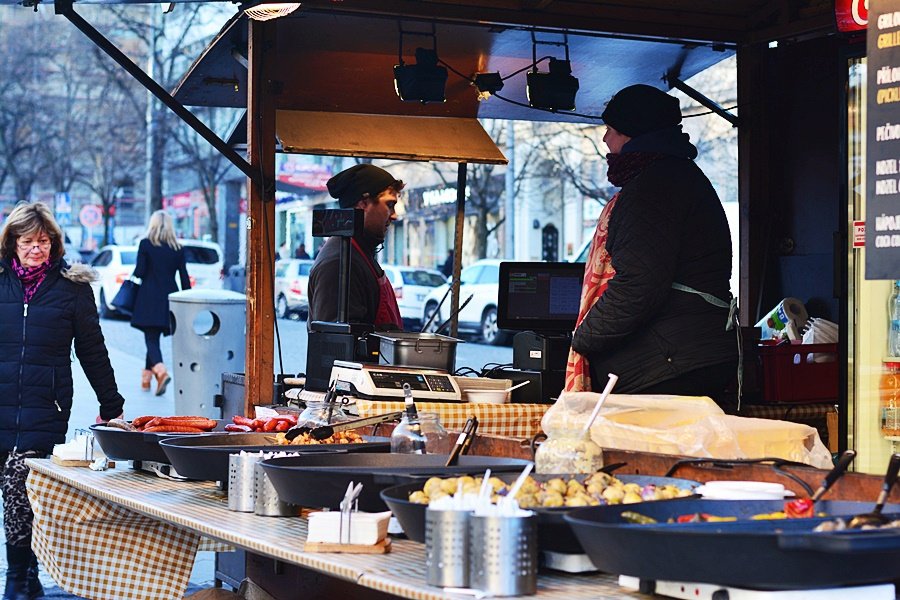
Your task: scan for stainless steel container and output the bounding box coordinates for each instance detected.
[373,332,460,371]
[253,463,299,517]
[227,452,258,512]
[469,514,538,596]
[425,508,470,588]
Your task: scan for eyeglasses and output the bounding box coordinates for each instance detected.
[17,240,51,251]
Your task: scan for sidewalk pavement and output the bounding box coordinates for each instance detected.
[0,344,217,597]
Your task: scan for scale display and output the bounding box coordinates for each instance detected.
[370,371,431,391]
[330,362,463,401]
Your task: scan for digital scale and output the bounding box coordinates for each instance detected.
[618,576,896,600]
[329,360,463,402]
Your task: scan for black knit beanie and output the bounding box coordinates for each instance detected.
[601,84,682,138]
[326,164,404,208]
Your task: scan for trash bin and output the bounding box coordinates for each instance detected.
[169,289,246,418]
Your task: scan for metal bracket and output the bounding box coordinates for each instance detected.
[53,0,258,184]
[665,72,739,128]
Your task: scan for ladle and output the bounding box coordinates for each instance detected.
[809,449,856,504]
[848,452,900,529]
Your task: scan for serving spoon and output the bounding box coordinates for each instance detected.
[848,452,900,529]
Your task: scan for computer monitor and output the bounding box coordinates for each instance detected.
[497,261,585,333]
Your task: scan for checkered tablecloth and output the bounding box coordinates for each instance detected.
[27,470,202,600]
[356,400,548,438]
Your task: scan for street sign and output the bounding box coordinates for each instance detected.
[79,204,103,229]
[55,192,71,226]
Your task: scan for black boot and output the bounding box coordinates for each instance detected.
[24,550,44,600]
[3,544,30,600]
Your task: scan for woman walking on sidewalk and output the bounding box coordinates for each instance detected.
[0,202,125,599]
[130,210,191,396]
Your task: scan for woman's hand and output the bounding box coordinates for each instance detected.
[96,413,124,424]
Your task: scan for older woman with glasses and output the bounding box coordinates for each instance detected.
[0,201,125,599]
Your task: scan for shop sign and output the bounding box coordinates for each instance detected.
[866,0,900,278]
[853,220,866,247]
[836,0,868,32]
[276,156,331,190]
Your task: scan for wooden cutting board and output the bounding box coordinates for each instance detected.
[303,537,391,554]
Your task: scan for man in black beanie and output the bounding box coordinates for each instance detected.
[307,163,406,330]
[568,84,739,410]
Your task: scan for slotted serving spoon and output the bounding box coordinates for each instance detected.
[848,452,900,529]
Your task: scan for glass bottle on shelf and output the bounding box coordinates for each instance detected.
[391,412,449,454]
[881,360,900,439]
[890,281,900,358]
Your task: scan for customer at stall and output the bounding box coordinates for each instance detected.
[568,84,738,403]
[0,202,125,600]
[130,210,191,396]
[307,164,405,330]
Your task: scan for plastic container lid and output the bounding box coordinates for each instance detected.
[694,480,792,500]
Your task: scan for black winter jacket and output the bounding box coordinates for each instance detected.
[0,260,125,453]
[130,239,191,334]
[571,147,738,394]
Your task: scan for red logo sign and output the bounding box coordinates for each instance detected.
[853,220,866,247]
[836,0,868,32]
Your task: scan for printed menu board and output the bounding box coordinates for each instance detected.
[867,0,900,278]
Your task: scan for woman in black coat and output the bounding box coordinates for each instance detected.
[0,202,125,599]
[130,210,191,396]
[568,85,738,405]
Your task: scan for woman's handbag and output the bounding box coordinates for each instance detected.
[111,279,140,315]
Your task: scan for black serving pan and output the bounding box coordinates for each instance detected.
[380,473,698,554]
[159,433,391,482]
[260,454,533,512]
[564,498,900,589]
[90,422,222,464]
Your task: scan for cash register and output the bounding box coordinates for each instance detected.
[493,261,584,403]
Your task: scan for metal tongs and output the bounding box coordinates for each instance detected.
[445,416,479,467]
[285,411,404,442]
[338,481,363,545]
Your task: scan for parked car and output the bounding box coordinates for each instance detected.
[90,240,224,318]
[420,258,511,345]
[381,265,447,329]
[274,258,315,319]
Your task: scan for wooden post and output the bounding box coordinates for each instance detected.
[244,18,277,416]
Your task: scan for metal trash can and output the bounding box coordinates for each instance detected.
[169,289,246,418]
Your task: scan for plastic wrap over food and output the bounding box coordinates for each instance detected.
[541,392,832,469]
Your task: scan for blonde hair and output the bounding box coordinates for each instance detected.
[0,201,65,262]
[145,210,180,250]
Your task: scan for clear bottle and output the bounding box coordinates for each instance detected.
[390,412,449,454]
[890,281,900,357]
[881,360,900,439]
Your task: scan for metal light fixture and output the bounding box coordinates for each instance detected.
[242,2,301,21]
[473,72,504,101]
[526,32,579,111]
[393,24,448,104]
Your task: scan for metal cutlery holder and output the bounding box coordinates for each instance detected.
[469,514,537,596]
[425,508,471,588]
[254,463,299,517]
[227,452,259,512]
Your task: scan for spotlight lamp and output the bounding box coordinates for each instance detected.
[393,24,448,104]
[473,72,504,101]
[526,32,579,112]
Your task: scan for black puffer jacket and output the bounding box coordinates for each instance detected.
[571,131,737,394]
[0,259,125,453]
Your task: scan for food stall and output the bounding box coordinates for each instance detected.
[6,0,900,597]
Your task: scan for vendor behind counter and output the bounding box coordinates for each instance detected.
[307,164,405,331]
[568,84,738,405]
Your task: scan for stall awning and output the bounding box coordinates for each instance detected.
[276,111,506,164]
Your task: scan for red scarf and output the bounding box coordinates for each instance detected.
[11,257,51,304]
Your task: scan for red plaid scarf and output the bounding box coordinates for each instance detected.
[11,257,51,304]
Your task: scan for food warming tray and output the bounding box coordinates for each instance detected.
[90,423,221,464]
[158,433,391,482]
[564,499,900,589]
[380,474,698,554]
[260,454,533,512]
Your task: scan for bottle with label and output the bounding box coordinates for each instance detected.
[881,360,900,439]
[889,281,900,357]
